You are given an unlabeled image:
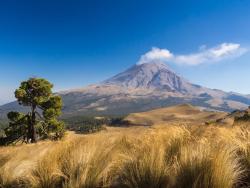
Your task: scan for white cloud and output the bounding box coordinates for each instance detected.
[137,47,173,65]
[138,43,248,66]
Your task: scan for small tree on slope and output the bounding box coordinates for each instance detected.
[5,78,64,143]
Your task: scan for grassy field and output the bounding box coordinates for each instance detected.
[0,105,249,188]
[0,124,249,188]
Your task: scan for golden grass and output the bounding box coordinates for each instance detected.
[125,104,227,126]
[0,125,249,188]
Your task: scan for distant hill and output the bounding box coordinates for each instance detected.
[125,104,227,126]
[1,62,250,119]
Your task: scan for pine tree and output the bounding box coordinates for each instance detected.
[5,78,64,143]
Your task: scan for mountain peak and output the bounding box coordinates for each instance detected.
[135,62,175,74]
[2,62,250,119]
[136,61,170,68]
[103,62,192,92]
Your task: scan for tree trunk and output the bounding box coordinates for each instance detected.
[27,114,32,143]
[30,105,37,143]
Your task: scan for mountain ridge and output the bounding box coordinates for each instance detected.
[1,62,250,118]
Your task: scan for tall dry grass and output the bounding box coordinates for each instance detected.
[0,125,249,188]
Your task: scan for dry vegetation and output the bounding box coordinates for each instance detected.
[0,123,249,188]
[125,104,228,126]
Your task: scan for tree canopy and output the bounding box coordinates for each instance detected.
[4,78,64,144]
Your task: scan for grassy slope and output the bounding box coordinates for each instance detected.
[125,104,228,126]
[0,105,249,188]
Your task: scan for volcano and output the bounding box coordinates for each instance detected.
[1,62,250,118]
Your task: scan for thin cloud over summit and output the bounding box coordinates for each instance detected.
[138,43,248,66]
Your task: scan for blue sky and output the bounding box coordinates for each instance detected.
[0,0,250,104]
